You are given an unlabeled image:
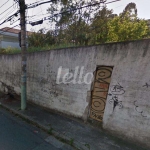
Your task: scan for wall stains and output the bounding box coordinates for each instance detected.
[108,83,125,111]
[109,95,123,111]
[143,83,150,88]
[134,101,147,118]
[0,81,17,98]
[90,66,113,122]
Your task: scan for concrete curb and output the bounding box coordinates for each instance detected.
[0,103,89,150]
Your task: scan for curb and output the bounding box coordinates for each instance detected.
[0,103,89,150]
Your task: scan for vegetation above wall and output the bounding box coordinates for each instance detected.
[28,2,150,46]
[1,2,150,54]
[0,44,75,54]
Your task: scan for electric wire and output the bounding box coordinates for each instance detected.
[0,2,17,16]
[0,8,17,23]
[0,0,120,26]
[0,0,10,9]
[0,24,20,34]
[28,1,108,23]
[27,0,121,22]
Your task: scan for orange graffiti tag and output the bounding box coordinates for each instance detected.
[100,83,108,89]
[103,92,107,97]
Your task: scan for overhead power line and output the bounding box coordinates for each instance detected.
[0,0,120,26]
[0,2,17,16]
[28,0,121,25]
[0,0,54,25]
[106,0,121,4]
[28,0,47,7]
[0,8,17,23]
[27,13,49,19]
[0,24,20,34]
[27,0,56,9]
[0,0,10,9]
[0,10,19,25]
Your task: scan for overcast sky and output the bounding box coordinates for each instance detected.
[0,0,149,32]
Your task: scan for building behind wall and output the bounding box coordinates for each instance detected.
[0,27,33,49]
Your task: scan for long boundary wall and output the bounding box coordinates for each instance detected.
[0,39,150,148]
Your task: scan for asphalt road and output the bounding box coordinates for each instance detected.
[0,107,74,150]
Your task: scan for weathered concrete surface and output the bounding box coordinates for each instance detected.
[0,106,73,150]
[0,39,150,148]
[0,95,147,150]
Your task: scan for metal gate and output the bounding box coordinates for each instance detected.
[90,66,113,122]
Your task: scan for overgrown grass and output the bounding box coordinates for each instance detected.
[0,43,78,54]
[0,47,21,54]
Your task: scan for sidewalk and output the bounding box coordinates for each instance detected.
[0,93,148,150]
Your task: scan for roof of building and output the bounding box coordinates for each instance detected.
[0,27,33,35]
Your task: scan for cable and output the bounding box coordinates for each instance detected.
[0,2,17,16]
[0,0,10,9]
[29,1,108,23]
[0,8,17,22]
[31,3,35,21]
[27,0,56,9]
[10,18,20,25]
[0,22,30,34]
[106,0,121,4]
[29,0,46,6]
[27,0,107,22]
[38,0,44,28]
[0,0,120,27]
[38,1,44,15]
[0,10,19,25]
[13,0,19,9]
[27,13,49,19]
[35,0,46,3]
[0,24,20,34]
[31,0,120,20]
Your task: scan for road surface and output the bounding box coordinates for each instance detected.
[0,107,74,150]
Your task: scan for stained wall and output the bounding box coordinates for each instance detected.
[0,39,150,148]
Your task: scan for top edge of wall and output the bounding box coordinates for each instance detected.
[0,38,150,56]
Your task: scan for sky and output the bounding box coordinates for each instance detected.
[0,0,149,32]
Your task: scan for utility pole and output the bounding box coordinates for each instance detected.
[19,0,27,110]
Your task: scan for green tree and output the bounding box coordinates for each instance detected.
[107,14,149,42]
[89,7,114,44]
[28,29,56,47]
[29,2,150,48]
[93,3,149,43]
[64,19,90,45]
[121,2,137,17]
[47,0,106,45]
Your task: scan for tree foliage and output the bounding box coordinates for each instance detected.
[122,2,137,17]
[28,2,150,47]
[90,7,113,44]
[107,14,149,42]
[28,29,56,47]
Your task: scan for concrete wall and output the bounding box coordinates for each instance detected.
[0,39,150,148]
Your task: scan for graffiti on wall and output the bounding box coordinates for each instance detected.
[133,83,150,118]
[90,66,113,122]
[134,101,147,118]
[108,83,125,111]
[143,83,150,88]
